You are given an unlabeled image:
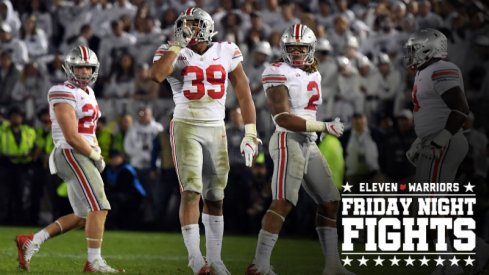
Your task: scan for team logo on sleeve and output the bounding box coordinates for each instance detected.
[340,182,476,272]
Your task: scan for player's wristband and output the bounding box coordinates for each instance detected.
[244,123,257,138]
[305,120,326,132]
[168,46,182,54]
[88,150,101,161]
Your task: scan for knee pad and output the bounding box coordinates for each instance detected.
[203,188,224,201]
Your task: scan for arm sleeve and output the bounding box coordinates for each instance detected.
[47,85,76,109]
[261,64,288,92]
[432,65,463,95]
[228,42,244,71]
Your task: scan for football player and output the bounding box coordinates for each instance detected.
[149,7,259,275]
[245,24,353,275]
[15,46,124,273]
[405,29,489,275]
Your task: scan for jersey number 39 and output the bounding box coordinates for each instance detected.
[182,65,226,100]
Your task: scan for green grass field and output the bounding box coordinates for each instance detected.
[1,226,325,274]
[1,226,488,275]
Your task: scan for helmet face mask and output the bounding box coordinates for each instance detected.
[62,46,99,87]
[175,8,216,45]
[404,28,447,69]
[280,24,317,67]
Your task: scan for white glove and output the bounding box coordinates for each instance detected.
[406,138,422,166]
[325,118,344,137]
[171,20,193,48]
[419,130,451,161]
[240,124,262,167]
[93,157,106,173]
[89,147,106,173]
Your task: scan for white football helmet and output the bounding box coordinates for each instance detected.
[62,46,99,86]
[280,24,317,67]
[404,28,447,68]
[175,7,217,44]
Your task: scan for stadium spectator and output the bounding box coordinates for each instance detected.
[111,113,133,154]
[0,22,28,68]
[0,50,20,106]
[334,56,363,127]
[104,52,137,118]
[245,153,271,233]
[341,112,384,186]
[123,106,162,223]
[19,15,48,61]
[0,106,37,225]
[15,46,124,273]
[328,15,353,55]
[150,7,259,274]
[132,16,165,66]
[55,0,91,44]
[0,0,21,37]
[60,24,95,55]
[243,12,271,52]
[381,110,416,183]
[416,0,444,30]
[246,24,351,275]
[45,50,66,85]
[243,41,273,140]
[24,0,53,41]
[376,53,403,118]
[315,38,338,121]
[356,55,382,125]
[225,107,250,233]
[103,149,146,230]
[11,62,51,122]
[97,19,136,78]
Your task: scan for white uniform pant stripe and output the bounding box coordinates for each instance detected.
[62,149,100,211]
[169,120,183,193]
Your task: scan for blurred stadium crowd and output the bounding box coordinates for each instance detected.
[1,0,489,238]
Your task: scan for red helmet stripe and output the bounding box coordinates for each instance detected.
[294,24,301,42]
[79,46,88,63]
[185,8,193,16]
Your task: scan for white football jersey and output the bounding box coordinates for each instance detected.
[412,60,464,138]
[153,42,243,125]
[262,62,322,137]
[48,81,101,149]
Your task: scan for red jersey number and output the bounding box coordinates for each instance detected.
[305,81,320,111]
[78,104,99,134]
[182,64,227,100]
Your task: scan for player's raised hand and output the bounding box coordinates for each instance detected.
[171,19,193,48]
[325,117,344,137]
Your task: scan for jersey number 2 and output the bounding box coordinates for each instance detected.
[78,104,99,134]
[305,81,320,111]
[182,65,226,100]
